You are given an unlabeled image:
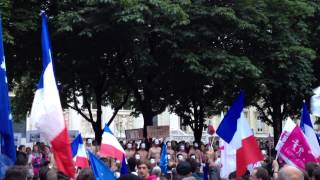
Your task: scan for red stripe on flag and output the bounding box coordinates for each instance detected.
[75,156,89,168]
[51,128,75,178]
[236,135,263,178]
[100,144,124,161]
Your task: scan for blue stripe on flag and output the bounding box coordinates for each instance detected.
[216,91,244,143]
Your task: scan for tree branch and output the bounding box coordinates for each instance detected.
[107,89,130,126]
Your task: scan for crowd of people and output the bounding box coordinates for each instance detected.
[4,138,320,180]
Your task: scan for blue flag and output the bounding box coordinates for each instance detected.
[88,151,116,180]
[120,154,129,176]
[159,143,168,175]
[0,17,16,164]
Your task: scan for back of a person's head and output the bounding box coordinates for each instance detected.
[228,171,236,180]
[312,167,320,180]
[186,158,198,173]
[77,168,94,180]
[151,166,161,177]
[255,167,269,180]
[127,157,137,172]
[4,165,27,180]
[117,173,142,180]
[57,171,70,180]
[278,165,303,180]
[176,161,192,176]
[305,162,319,178]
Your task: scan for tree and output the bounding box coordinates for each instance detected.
[167,1,260,142]
[234,0,317,142]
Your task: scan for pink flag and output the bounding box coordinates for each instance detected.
[279,125,318,169]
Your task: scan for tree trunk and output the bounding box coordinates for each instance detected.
[272,103,283,144]
[94,92,103,144]
[142,111,154,138]
[272,117,282,144]
[194,126,203,143]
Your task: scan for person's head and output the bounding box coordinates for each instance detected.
[250,167,269,180]
[151,166,161,177]
[166,141,172,148]
[77,168,94,180]
[117,174,142,180]
[18,145,26,153]
[179,144,185,152]
[127,143,132,150]
[4,165,28,180]
[154,139,160,146]
[177,154,184,162]
[33,144,39,152]
[193,142,199,149]
[176,161,192,177]
[305,162,319,178]
[26,147,32,154]
[137,161,150,179]
[312,167,320,180]
[190,154,196,160]
[140,143,146,150]
[127,157,137,172]
[229,171,236,180]
[135,153,141,161]
[278,165,304,180]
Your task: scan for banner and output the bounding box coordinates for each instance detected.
[26,130,41,143]
[125,128,143,140]
[147,126,169,139]
[279,126,317,169]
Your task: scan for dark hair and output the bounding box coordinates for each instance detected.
[176,161,192,176]
[77,168,94,180]
[127,157,137,172]
[254,167,269,180]
[313,167,320,180]
[4,165,28,180]
[305,162,319,178]
[117,174,142,180]
[136,161,151,170]
[229,171,236,179]
[18,145,25,151]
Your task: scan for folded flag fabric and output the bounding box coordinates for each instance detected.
[29,13,75,177]
[88,151,116,180]
[99,124,125,161]
[216,91,263,177]
[0,17,16,165]
[71,134,89,168]
[300,102,320,157]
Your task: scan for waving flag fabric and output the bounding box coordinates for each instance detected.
[120,154,129,176]
[88,151,116,180]
[71,134,89,168]
[159,143,168,175]
[99,124,125,161]
[279,125,317,169]
[216,92,263,177]
[29,13,75,177]
[0,17,15,178]
[219,112,236,179]
[300,102,320,157]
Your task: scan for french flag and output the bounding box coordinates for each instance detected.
[216,92,263,177]
[99,124,125,161]
[300,102,320,157]
[71,134,89,168]
[29,13,75,178]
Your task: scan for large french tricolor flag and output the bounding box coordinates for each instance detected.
[216,92,263,177]
[29,13,75,177]
[99,124,125,161]
[300,102,320,157]
[71,134,89,168]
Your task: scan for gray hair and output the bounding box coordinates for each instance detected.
[277,165,303,180]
